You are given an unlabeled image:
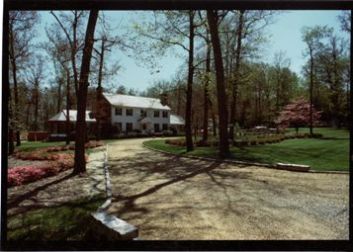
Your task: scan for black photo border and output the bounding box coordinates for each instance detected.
[1,0,352,250]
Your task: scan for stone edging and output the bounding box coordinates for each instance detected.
[143,142,349,175]
[97,144,113,211]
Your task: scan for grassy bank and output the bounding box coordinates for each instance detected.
[144,128,349,171]
[7,196,105,241]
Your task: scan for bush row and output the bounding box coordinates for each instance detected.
[8,153,76,187]
[165,132,323,148]
[8,141,100,187]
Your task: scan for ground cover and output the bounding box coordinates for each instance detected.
[144,128,349,171]
[7,148,107,243]
[8,141,104,187]
[7,196,105,241]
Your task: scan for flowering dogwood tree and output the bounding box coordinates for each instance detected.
[275,98,321,135]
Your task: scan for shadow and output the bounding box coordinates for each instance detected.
[7,196,105,241]
[7,173,75,210]
[111,157,223,216]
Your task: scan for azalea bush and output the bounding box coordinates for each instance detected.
[8,141,98,187]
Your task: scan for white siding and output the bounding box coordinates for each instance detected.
[111,106,170,132]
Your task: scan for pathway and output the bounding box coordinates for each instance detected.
[106,138,349,240]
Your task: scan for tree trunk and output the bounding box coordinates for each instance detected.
[185,11,194,152]
[202,40,211,143]
[96,38,105,141]
[207,10,230,158]
[8,85,15,155]
[309,49,314,136]
[57,77,62,113]
[66,69,71,145]
[73,10,99,175]
[229,10,244,141]
[9,27,21,146]
[34,80,39,132]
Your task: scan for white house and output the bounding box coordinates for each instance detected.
[101,93,176,133]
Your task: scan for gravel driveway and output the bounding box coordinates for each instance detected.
[106,138,349,240]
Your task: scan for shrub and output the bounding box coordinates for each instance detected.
[311,133,323,138]
[166,139,185,146]
[8,153,83,187]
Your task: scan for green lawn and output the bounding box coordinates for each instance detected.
[286,127,349,139]
[7,196,105,241]
[17,141,66,152]
[144,127,349,171]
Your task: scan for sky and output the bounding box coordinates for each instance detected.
[36,10,348,93]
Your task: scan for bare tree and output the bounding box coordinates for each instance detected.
[26,55,45,132]
[9,11,38,146]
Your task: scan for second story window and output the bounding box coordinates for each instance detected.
[126,108,133,116]
[141,109,147,117]
[162,111,168,118]
[115,107,122,116]
[154,110,160,118]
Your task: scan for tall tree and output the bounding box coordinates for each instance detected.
[26,55,44,131]
[302,26,329,135]
[9,11,38,146]
[94,33,121,140]
[229,10,244,140]
[73,10,99,174]
[133,11,200,151]
[207,10,230,158]
[50,11,87,99]
[44,32,73,144]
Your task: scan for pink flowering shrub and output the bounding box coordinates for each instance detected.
[8,166,47,186]
[9,141,99,187]
[8,153,87,187]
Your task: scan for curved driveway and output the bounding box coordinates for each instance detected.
[106,138,349,240]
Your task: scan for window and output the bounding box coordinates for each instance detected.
[162,124,168,131]
[141,109,147,117]
[126,108,133,116]
[115,107,122,116]
[162,111,168,118]
[154,110,160,117]
[154,123,160,132]
[115,122,122,133]
[126,123,133,132]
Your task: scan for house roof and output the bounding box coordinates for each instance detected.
[103,93,171,110]
[170,114,185,125]
[48,110,96,122]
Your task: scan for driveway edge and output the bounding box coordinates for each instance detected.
[143,142,349,175]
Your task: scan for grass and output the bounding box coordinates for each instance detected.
[144,127,349,171]
[17,141,66,152]
[7,195,105,241]
[286,127,349,139]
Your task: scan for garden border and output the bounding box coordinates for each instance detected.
[94,144,139,240]
[143,141,349,174]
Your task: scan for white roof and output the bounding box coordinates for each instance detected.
[170,114,185,125]
[48,110,96,122]
[103,93,171,110]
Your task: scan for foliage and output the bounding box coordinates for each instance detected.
[275,98,321,130]
[9,140,103,186]
[8,154,74,187]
